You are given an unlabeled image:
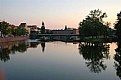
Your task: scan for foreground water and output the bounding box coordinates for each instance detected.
[0,41,121,80]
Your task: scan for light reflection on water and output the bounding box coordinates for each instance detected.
[0,41,120,80]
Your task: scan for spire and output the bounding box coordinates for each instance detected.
[64,25,67,30]
[42,21,44,26]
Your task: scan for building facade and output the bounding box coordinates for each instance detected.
[19,23,30,34]
[51,28,79,41]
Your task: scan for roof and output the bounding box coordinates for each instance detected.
[27,25,37,28]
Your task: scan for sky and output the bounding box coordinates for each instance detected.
[0,0,121,29]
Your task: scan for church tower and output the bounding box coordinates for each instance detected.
[40,21,45,34]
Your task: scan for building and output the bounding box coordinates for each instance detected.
[27,25,40,39]
[52,29,79,34]
[19,23,27,28]
[19,23,30,34]
[51,27,79,41]
[27,25,39,33]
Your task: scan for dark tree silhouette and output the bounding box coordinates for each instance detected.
[79,42,110,73]
[0,48,10,62]
[115,11,121,40]
[114,42,121,79]
[0,21,9,37]
[114,12,121,79]
[79,9,109,37]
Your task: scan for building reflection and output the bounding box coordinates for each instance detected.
[78,42,110,73]
[114,42,121,79]
[28,42,39,48]
[28,41,46,52]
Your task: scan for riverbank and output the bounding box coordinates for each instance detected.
[0,37,28,43]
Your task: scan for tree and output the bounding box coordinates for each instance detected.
[40,22,45,34]
[79,9,108,37]
[115,11,121,39]
[0,21,9,37]
[0,22,2,37]
[0,21,29,37]
[114,42,121,79]
[16,27,28,36]
[11,28,17,36]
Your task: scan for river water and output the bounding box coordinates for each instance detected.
[0,41,121,80]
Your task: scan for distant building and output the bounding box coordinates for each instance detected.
[19,23,30,34]
[51,27,79,40]
[19,23,27,28]
[27,25,39,33]
[8,24,17,29]
[46,29,52,34]
[27,25,40,39]
[52,28,79,35]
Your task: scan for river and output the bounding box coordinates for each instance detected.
[0,40,120,80]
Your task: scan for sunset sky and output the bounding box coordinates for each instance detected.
[0,0,121,29]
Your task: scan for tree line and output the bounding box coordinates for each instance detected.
[0,21,28,38]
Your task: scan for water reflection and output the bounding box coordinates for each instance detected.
[0,41,28,62]
[0,41,120,80]
[0,41,45,62]
[29,42,39,48]
[78,42,110,73]
[40,42,45,52]
[114,42,121,79]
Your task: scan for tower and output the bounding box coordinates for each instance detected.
[40,21,45,34]
[42,21,44,26]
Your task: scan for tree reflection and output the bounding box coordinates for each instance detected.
[114,42,121,79]
[0,48,10,62]
[17,43,28,53]
[0,41,28,62]
[79,42,110,73]
[41,42,45,52]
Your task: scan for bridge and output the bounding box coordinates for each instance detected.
[37,34,80,36]
[33,34,81,41]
